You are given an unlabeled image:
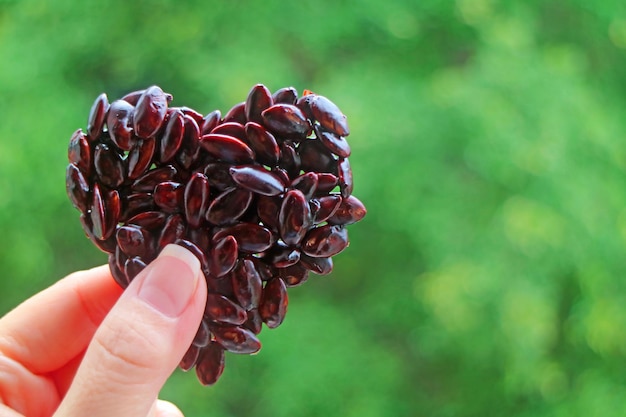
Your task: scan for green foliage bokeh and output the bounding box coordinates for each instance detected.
[2,0,626,415]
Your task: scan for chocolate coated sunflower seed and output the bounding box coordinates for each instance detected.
[259,278,288,329]
[314,125,351,158]
[94,143,125,188]
[309,95,350,136]
[192,321,211,348]
[201,110,221,135]
[245,84,273,124]
[271,86,298,105]
[180,345,200,371]
[312,195,342,223]
[184,173,211,228]
[132,165,178,193]
[300,254,333,275]
[302,225,349,257]
[116,225,152,258]
[200,134,255,164]
[209,235,238,277]
[223,101,246,124]
[337,157,353,198]
[205,293,247,325]
[279,189,312,246]
[107,99,135,151]
[66,164,90,213]
[160,109,185,163]
[262,104,311,138]
[214,223,274,253]
[158,214,186,249]
[211,122,247,142]
[231,259,263,310]
[127,138,156,180]
[328,195,367,225]
[209,324,261,354]
[206,187,253,226]
[133,85,169,138]
[244,122,280,165]
[68,129,91,176]
[229,165,286,196]
[154,181,183,213]
[87,93,109,139]
[195,342,225,385]
[278,263,309,287]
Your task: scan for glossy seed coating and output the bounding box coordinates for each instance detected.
[65,84,365,386]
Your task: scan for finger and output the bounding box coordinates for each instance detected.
[0,403,25,417]
[149,400,184,417]
[0,265,123,373]
[0,355,58,416]
[54,245,207,417]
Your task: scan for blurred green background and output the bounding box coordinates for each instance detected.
[2,0,626,415]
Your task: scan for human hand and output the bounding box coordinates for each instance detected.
[0,244,208,417]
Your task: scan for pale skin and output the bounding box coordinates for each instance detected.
[0,245,208,417]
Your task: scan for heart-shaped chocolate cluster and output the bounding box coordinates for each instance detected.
[65,84,366,385]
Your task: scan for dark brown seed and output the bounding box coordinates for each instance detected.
[87,93,109,139]
[302,225,349,257]
[116,225,151,258]
[108,253,129,288]
[127,211,168,230]
[107,99,135,151]
[214,223,274,253]
[278,263,309,287]
[245,84,273,124]
[271,87,298,105]
[299,139,336,174]
[211,122,247,142]
[160,110,185,163]
[201,110,221,135]
[177,115,202,170]
[200,134,255,164]
[205,293,247,325]
[123,193,154,219]
[291,172,318,199]
[309,95,350,136]
[90,183,108,240]
[106,189,121,235]
[186,227,211,254]
[94,143,125,188]
[337,157,353,198]
[207,274,236,298]
[279,189,312,246]
[120,89,145,106]
[66,164,90,213]
[206,187,254,226]
[132,165,178,193]
[247,256,276,281]
[80,214,118,253]
[244,122,280,166]
[313,195,342,223]
[231,259,263,310]
[154,181,183,213]
[267,242,301,268]
[210,324,261,354]
[261,104,311,138]
[259,278,288,329]
[158,214,186,249]
[223,101,246,124]
[184,173,210,228]
[179,106,204,125]
[175,239,210,273]
[209,235,238,277]
[196,342,225,385]
[316,173,339,194]
[300,254,333,275]
[256,195,281,230]
[315,125,351,158]
[229,165,286,196]
[127,138,156,180]
[204,162,237,190]
[133,85,169,138]
[124,256,147,281]
[278,141,301,179]
[180,345,200,371]
[328,195,367,225]
[192,321,211,348]
[68,129,92,176]
[243,309,263,334]
[295,94,314,120]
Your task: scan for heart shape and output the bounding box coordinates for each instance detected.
[66,84,366,385]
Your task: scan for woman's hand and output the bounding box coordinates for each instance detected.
[0,244,207,417]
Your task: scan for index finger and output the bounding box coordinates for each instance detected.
[0,265,124,373]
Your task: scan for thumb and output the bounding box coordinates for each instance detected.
[54,244,207,417]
